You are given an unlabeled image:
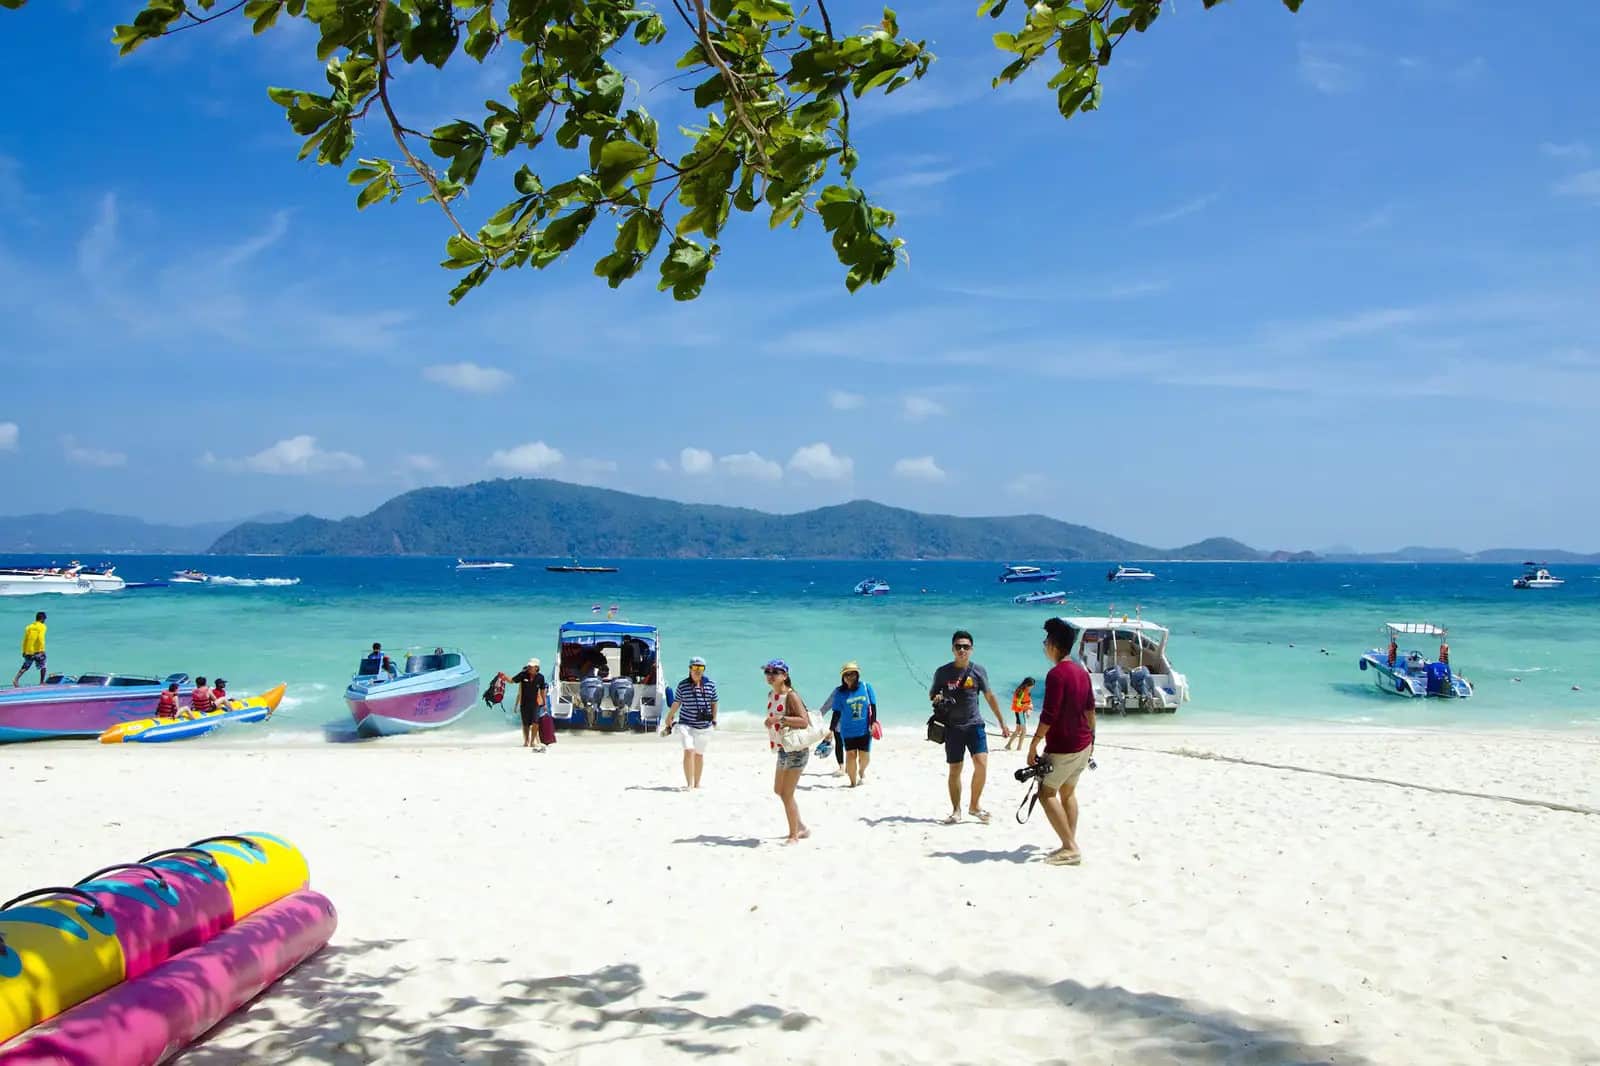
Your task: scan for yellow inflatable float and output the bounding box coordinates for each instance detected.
[99,683,285,744]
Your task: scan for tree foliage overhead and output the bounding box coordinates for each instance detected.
[5,0,1302,302]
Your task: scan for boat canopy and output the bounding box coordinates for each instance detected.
[559,621,659,641]
[1384,622,1447,637]
[1055,616,1170,636]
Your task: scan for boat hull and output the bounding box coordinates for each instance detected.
[999,573,1059,584]
[1359,653,1472,698]
[0,685,195,743]
[346,673,479,737]
[0,575,90,596]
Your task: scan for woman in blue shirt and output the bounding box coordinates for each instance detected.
[820,661,877,787]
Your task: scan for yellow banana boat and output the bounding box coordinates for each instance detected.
[99,684,286,744]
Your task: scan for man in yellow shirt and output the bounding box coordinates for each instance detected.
[14,611,47,687]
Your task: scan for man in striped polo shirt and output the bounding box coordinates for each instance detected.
[661,655,718,789]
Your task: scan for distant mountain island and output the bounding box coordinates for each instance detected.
[1322,546,1600,564]
[0,509,295,554]
[207,478,1296,561]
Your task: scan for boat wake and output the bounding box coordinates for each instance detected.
[206,576,301,587]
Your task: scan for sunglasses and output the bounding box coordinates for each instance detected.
[763,668,784,676]
[953,643,973,651]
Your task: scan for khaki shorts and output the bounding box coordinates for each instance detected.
[1043,748,1092,791]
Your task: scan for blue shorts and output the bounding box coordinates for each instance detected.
[944,723,987,764]
[20,652,45,670]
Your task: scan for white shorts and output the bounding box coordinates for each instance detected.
[677,724,713,754]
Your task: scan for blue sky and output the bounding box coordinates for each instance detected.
[1,0,1597,552]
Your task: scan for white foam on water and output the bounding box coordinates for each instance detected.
[206,576,301,587]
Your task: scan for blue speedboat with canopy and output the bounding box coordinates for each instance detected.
[553,621,665,731]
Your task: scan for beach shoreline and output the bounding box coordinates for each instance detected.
[6,726,1599,1063]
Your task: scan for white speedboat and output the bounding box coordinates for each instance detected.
[999,565,1061,584]
[1512,564,1564,589]
[73,563,126,592]
[1107,565,1156,582]
[170,569,210,584]
[1054,613,1189,713]
[0,568,91,596]
[1358,622,1472,698]
[853,578,891,596]
[1013,589,1068,605]
[456,558,514,570]
[552,620,666,731]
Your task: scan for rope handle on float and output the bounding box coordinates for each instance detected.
[0,886,107,917]
[186,834,267,855]
[75,862,172,891]
[135,846,224,868]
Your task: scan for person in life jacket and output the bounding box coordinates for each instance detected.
[1438,641,1449,666]
[189,676,215,717]
[1387,639,1398,667]
[212,677,229,708]
[156,681,181,719]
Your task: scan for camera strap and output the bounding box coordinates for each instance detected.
[1016,778,1040,824]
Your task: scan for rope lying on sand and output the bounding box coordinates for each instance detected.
[1100,743,1600,817]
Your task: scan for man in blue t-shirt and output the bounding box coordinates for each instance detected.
[929,630,1010,824]
[661,655,717,790]
[819,661,878,787]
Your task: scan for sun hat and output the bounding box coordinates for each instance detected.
[527,657,541,670]
[840,661,860,676]
[763,658,790,674]
[689,656,707,668]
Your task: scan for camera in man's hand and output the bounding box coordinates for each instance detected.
[1014,757,1049,783]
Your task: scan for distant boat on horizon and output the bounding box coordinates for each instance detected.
[456,558,514,570]
[547,557,619,574]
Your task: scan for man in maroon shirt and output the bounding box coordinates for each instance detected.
[1029,617,1096,866]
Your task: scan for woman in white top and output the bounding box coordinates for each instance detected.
[762,658,811,845]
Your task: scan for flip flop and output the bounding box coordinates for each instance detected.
[942,812,962,825]
[1045,849,1082,866]
[968,809,992,825]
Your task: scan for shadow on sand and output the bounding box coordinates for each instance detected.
[673,835,762,848]
[927,845,1040,865]
[883,965,1375,1065]
[184,947,815,1063]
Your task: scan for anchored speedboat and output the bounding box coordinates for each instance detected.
[1512,563,1564,589]
[1107,565,1156,582]
[345,647,480,737]
[1054,614,1189,713]
[1359,622,1472,698]
[853,578,891,596]
[999,565,1061,584]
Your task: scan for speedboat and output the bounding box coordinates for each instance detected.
[1107,565,1156,582]
[74,564,125,592]
[1512,564,1564,589]
[171,569,209,584]
[1054,614,1189,713]
[99,684,286,744]
[1359,622,1472,698]
[546,557,618,573]
[853,578,891,596]
[0,673,195,743]
[0,567,92,596]
[344,647,480,737]
[999,565,1060,584]
[553,620,666,731]
[456,558,514,570]
[1014,589,1068,605]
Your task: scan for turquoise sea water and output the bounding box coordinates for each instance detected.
[8,556,1600,740]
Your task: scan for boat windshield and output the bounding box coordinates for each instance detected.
[75,674,111,686]
[404,651,462,674]
[108,676,159,687]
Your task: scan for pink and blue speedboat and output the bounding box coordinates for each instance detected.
[344,647,479,738]
[0,673,195,743]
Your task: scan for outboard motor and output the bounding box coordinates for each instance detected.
[1425,661,1453,697]
[1103,665,1130,714]
[607,677,636,726]
[578,673,606,725]
[1130,666,1155,711]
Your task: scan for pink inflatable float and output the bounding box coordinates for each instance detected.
[0,832,336,1064]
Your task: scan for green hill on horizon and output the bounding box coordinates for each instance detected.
[207,478,1274,561]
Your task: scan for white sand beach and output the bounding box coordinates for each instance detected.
[6,727,1600,1064]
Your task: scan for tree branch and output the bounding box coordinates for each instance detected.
[373,0,480,249]
[688,0,772,169]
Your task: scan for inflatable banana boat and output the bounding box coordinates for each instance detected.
[0,831,336,1063]
[98,684,286,744]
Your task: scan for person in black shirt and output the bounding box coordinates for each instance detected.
[510,658,548,750]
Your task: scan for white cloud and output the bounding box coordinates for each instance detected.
[788,442,854,481]
[828,390,865,411]
[902,395,946,421]
[205,434,364,476]
[401,453,441,473]
[1553,169,1600,203]
[893,456,946,482]
[1297,45,1358,94]
[0,422,16,451]
[488,441,563,474]
[423,361,513,393]
[652,458,672,473]
[877,168,963,192]
[719,451,784,481]
[217,210,290,270]
[62,435,127,468]
[1135,193,1218,227]
[77,193,119,277]
[680,447,714,475]
[1540,141,1591,160]
[1007,473,1049,496]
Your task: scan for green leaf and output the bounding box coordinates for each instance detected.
[356,176,389,209]
[732,0,794,22]
[596,139,651,193]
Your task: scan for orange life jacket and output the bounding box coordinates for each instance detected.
[190,687,214,714]
[157,691,179,718]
